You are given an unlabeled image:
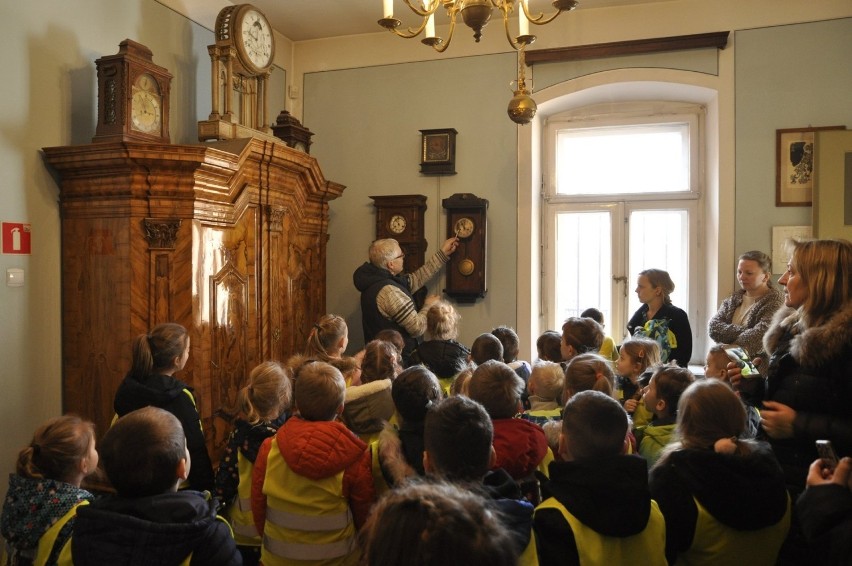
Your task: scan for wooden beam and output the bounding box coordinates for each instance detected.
[526,31,729,64]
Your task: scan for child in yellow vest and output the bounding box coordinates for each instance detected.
[534,391,667,566]
[252,361,376,566]
[1,415,98,566]
[616,337,661,429]
[214,361,292,566]
[522,361,564,426]
[72,407,240,565]
[636,364,694,466]
[649,379,790,565]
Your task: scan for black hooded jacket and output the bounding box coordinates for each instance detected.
[113,373,215,493]
[535,455,654,565]
[649,444,789,564]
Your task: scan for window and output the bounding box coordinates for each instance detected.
[543,102,703,360]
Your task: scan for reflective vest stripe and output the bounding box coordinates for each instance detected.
[233,522,260,538]
[238,497,252,512]
[267,506,352,531]
[34,500,89,566]
[263,534,356,561]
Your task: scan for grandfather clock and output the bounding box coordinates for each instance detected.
[443,193,488,302]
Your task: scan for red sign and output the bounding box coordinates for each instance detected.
[2,222,32,255]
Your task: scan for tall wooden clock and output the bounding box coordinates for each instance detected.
[443,193,488,302]
[93,39,172,144]
[370,195,427,274]
[199,3,276,141]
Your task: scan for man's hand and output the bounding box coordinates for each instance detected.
[441,236,460,256]
[424,294,441,308]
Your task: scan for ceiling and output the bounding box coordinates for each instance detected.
[249,0,651,42]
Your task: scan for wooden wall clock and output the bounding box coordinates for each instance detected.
[442,193,488,302]
[93,39,172,144]
[370,194,427,273]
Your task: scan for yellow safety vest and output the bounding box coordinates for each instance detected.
[260,439,358,566]
[221,450,262,546]
[32,500,89,566]
[678,495,790,566]
[536,497,667,566]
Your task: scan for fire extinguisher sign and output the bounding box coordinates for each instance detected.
[2,222,32,255]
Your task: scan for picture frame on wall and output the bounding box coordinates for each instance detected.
[776,126,845,206]
[420,128,458,175]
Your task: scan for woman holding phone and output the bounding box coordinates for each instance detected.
[730,239,852,494]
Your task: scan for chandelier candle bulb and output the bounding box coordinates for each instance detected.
[426,12,436,38]
[519,0,529,36]
[383,0,393,18]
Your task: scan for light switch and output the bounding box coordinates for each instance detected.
[6,268,24,287]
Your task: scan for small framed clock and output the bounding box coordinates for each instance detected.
[443,193,488,302]
[370,195,427,274]
[93,39,172,144]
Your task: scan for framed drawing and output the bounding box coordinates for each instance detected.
[420,128,457,175]
[776,126,845,206]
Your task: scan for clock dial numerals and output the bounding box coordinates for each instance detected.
[389,214,407,234]
[131,90,161,134]
[454,217,475,239]
[241,9,273,70]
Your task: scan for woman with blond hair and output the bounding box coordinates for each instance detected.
[728,238,852,496]
[627,268,693,367]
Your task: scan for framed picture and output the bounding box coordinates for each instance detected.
[776,126,845,206]
[420,128,457,175]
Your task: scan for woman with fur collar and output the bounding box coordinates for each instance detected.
[731,238,852,494]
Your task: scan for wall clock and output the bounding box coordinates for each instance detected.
[93,39,172,144]
[442,193,488,302]
[370,195,427,274]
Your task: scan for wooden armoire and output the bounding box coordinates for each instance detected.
[43,138,344,460]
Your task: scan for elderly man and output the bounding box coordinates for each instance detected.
[353,237,458,361]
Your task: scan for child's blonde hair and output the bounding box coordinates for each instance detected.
[619,338,661,375]
[294,361,346,421]
[305,314,348,361]
[238,361,292,425]
[427,301,460,341]
[529,361,564,403]
[17,415,95,483]
[563,353,614,398]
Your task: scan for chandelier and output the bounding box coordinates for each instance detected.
[378,0,579,124]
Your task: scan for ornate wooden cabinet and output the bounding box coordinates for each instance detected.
[43,138,344,460]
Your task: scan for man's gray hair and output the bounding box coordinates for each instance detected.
[370,238,400,268]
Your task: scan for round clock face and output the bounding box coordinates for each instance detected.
[240,8,274,73]
[389,214,407,234]
[131,74,162,135]
[454,217,475,239]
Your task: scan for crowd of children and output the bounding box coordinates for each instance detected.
[3,250,849,566]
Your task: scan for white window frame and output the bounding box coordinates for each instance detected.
[542,101,704,359]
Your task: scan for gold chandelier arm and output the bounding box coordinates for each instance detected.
[522,1,568,26]
[426,7,459,53]
[387,19,431,39]
[499,5,524,51]
[401,0,442,17]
